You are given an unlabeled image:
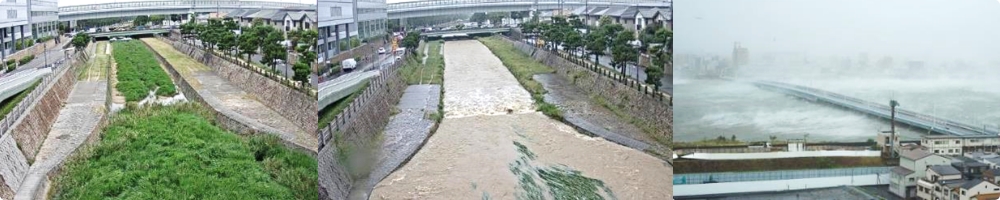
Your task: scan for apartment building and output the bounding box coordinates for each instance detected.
[923,135,1000,156]
[28,0,56,39]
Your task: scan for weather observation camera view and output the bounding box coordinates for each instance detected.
[317,0,672,199]
[672,0,1000,199]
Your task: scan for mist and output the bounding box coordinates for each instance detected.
[674,0,1000,80]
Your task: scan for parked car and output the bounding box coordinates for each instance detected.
[377,47,386,54]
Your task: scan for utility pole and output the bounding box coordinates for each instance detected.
[889,100,899,158]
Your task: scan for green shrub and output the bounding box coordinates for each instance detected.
[112,40,177,101]
[18,55,34,65]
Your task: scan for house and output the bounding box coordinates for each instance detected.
[923,135,1000,156]
[893,145,953,198]
[917,165,964,200]
[281,11,317,32]
[953,156,991,180]
[957,180,1000,200]
[984,168,1000,187]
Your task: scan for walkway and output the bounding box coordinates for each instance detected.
[141,38,315,151]
[14,65,107,200]
[370,40,671,200]
[349,84,441,200]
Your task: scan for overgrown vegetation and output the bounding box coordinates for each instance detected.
[318,82,370,129]
[508,141,616,199]
[0,81,40,121]
[112,40,176,101]
[674,157,886,173]
[52,103,317,200]
[478,36,562,120]
[18,55,35,65]
[399,40,444,85]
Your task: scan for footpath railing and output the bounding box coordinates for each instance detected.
[174,37,318,96]
[0,42,90,137]
[505,34,670,102]
[317,53,408,149]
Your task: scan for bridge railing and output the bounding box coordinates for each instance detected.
[60,0,312,13]
[759,80,998,135]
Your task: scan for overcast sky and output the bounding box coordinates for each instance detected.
[675,0,1000,63]
[59,0,312,7]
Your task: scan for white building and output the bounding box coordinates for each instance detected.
[28,0,57,39]
[917,165,964,200]
[355,0,386,40]
[923,135,1000,156]
[318,0,355,62]
[892,145,953,198]
[1,0,30,61]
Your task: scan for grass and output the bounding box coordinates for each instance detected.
[508,141,616,200]
[592,95,670,147]
[478,36,562,120]
[318,82,370,129]
[80,41,110,80]
[399,40,444,85]
[112,40,177,101]
[0,80,40,121]
[52,103,317,200]
[674,157,886,173]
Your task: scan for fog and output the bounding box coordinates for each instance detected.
[674,0,1000,79]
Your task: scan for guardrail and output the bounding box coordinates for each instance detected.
[172,37,318,97]
[0,43,89,138]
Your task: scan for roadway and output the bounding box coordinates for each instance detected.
[755,80,997,136]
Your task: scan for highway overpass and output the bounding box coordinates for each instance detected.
[387,0,668,19]
[58,0,313,22]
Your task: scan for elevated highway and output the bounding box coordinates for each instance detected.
[58,0,313,21]
[388,0,668,19]
[754,80,998,136]
[423,27,511,38]
[90,29,170,39]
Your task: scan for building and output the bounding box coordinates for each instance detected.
[355,0,387,41]
[318,0,356,63]
[28,0,57,39]
[892,145,953,198]
[923,135,1000,156]
[917,165,965,200]
[1,0,30,62]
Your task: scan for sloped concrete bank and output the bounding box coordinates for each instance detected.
[0,46,91,199]
[501,37,672,146]
[319,58,408,200]
[167,39,316,134]
[142,39,314,155]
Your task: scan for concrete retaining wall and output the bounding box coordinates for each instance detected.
[143,39,313,155]
[318,49,407,200]
[0,45,89,200]
[501,37,672,142]
[167,40,317,134]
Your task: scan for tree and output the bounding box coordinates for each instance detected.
[470,13,488,25]
[238,29,258,60]
[218,30,237,56]
[261,30,286,72]
[292,62,310,83]
[487,12,507,26]
[645,47,667,90]
[71,33,90,51]
[611,30,637,75]
[402,31,420,55]
[584,30,607,64]
[563,30,583,58]
[133,15,150,27]
[150,15,165,26]
[224,19,240,31]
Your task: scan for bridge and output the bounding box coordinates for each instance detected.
[387,0,668,19]
[423,27,511,38]
[58,0,313,22]
[754,80,998,136]
[0,68,52,102]
[90,29,170,39]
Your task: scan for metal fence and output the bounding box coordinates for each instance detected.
[174,37,318,97]
[317,52,408,150]
[503,33,670,103]
[0,43,90,137]
[674,167,891,185]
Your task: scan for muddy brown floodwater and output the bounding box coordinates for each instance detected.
[370,40,672,200]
